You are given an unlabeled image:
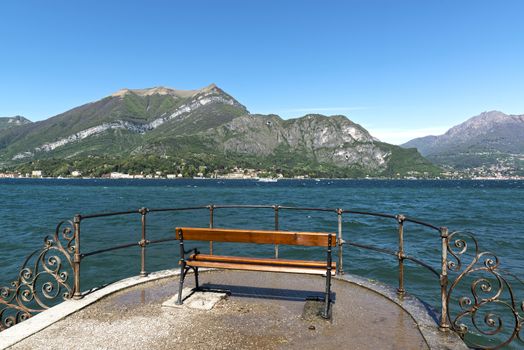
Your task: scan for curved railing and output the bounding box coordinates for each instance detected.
[0,220,75,328]
[1,204,522,349]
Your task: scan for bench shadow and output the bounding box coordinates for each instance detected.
[198,283,336,303]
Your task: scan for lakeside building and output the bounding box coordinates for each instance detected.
[0,172,21,178]
[109,172,134,179]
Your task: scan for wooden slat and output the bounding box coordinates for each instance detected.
[186,260,335,275]
[176,227,336,247]
[188,254,336,269]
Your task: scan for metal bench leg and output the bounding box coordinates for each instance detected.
[194,267,199,290]
[176,261,186,305]
[323,234,333,319]
[323,271,331,318]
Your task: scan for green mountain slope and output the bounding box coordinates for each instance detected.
[0,85,440,178]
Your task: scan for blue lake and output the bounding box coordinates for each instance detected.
[1,178,523,346]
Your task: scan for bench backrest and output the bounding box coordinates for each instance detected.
[175,227,336,247]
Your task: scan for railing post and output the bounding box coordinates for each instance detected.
[139,207,149,277]
[337,208,345,275]
[72,214,82,300]
[273,205,279,258]
[396,214,406,297]
[209,204,214,255]
[439,226,450,331]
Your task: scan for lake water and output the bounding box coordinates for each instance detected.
[1,178,523,346]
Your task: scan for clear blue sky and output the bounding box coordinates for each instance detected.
[1,0,523,144]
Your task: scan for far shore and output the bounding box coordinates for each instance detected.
[0,176,522,181]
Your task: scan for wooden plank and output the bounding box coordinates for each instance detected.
[186,260,336,275]
[189,254,336,269]
[176,227,336,247]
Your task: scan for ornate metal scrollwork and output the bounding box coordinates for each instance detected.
[0,221,75,331]
[446,231,523,349]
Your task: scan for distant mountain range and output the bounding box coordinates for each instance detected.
[402,111,524,176]
[0,84,439,178]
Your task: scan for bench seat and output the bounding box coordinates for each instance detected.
[186,254,336,275]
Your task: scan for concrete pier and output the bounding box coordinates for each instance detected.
[4,270,467,350]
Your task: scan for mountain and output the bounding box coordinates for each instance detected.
[0,116,31,130]
[402,111,524,175]
[0,85,440,178]
[0,84,246,159]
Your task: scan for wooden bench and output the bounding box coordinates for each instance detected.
[175,227,337,318]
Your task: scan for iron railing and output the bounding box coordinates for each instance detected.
[1,204,522,349]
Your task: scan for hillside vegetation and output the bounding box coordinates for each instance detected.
[0,85,441,178]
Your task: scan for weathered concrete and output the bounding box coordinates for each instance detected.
[162,287,228,310]
[0,269,181,350]
[337,274,468,350]
[3,270,467,350]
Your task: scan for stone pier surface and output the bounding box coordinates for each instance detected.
[5,270,466,350]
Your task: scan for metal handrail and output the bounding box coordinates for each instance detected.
[74,205,441,278]
[70,204,446,329]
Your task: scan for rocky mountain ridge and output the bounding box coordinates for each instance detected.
[208,114,389,169]
[0,85,439,178]
[2,84,247,161]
